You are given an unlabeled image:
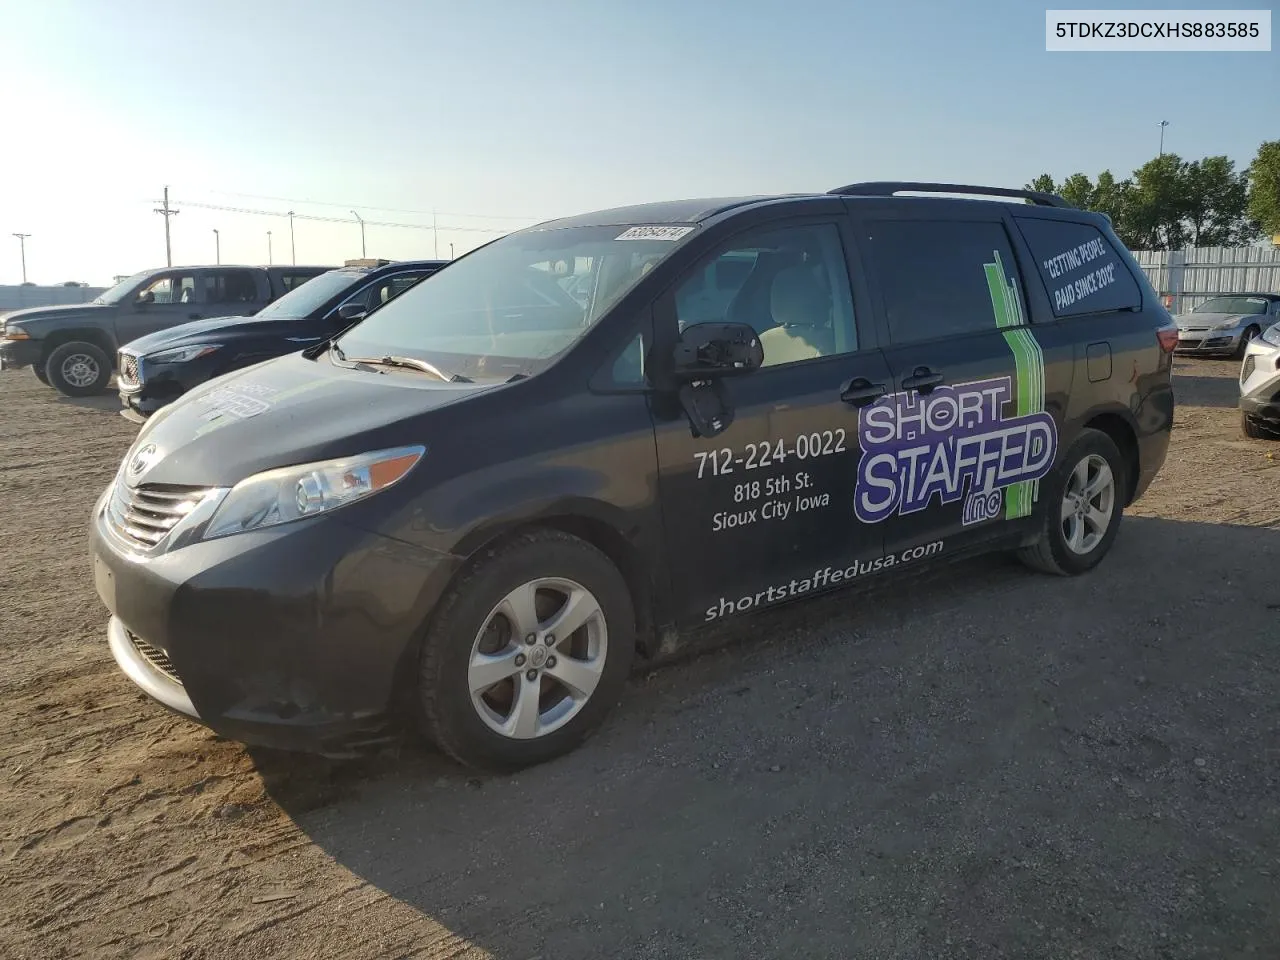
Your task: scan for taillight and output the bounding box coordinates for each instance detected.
[1157,324,1178,353]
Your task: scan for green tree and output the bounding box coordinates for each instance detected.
[1183,156,1252,246]
[1246,140,1280,237]
[1030,150,1259,250]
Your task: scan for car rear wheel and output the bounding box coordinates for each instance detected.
[46,341,111,396]
[1235,325,1261,359]
[416,529,635,772]
[1016,428,1126,577]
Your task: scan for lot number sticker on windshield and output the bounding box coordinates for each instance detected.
[615,225,694,242]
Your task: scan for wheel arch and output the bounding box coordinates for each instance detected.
[448,503,661,660]
[1078,409,1140,505]
[41,328,118,368]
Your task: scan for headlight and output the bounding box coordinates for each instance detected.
[203,445,425,540]
[1261,324,1280,347]
[1211,319,1242,331]
[3,326,30,340]
[147,343,221,363]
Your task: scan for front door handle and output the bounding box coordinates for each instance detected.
[840,377,888,406]
[902,366,944,393]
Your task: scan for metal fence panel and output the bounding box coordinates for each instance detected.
[1131,247,1280,314]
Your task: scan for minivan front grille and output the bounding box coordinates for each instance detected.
[118,352,140,386]
[107,481,213,549]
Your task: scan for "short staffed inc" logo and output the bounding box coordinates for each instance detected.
[853,375,1059,526]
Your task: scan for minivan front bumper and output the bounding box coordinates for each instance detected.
[90,486,460,757]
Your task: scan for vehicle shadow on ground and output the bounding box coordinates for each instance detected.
[1172,373,1243,409]
[52,392,123,413]
[251,515,1280,958]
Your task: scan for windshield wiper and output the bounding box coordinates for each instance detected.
[345,354,473,383]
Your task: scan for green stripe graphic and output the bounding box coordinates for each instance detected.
[983,251,1045,520]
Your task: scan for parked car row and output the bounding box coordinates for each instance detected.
[85,181,1179,773]
[116,258,447,420]
[0,264,333,395]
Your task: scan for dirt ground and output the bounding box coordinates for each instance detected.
[1,356,1278,960]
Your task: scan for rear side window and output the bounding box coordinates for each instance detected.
[861,220,1027,345]
[1014,217,1141,317]
[280,272,322,292]
[204,269,260,304]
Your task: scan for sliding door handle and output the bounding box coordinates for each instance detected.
[840,377,888,406]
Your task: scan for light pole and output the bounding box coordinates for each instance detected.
[449,242,454,260]
[1158,120,1169,157]
[287,210,296,265]
[213,228,220,265]
[267,230,273,265]
[350,210,366,257]
[12,233,30,283]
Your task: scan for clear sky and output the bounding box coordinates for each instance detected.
[1,0,1274,285]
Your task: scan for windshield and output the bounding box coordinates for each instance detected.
[1193,296,1270,315]
[255,269,364,319]
[334,223,694,379]
[92,271,151,305]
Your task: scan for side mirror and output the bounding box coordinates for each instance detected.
[336,302,368,322]
[136,290,155,305]
[672,322,763,380]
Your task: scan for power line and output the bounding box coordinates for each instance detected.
[173,198,515,234]
[197,188,543,222]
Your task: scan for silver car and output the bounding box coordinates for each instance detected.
[1175,294,1280,359]
[1240,321,1280,439]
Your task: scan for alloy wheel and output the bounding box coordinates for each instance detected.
[1060,453,1115,555]
[468,577,608,739]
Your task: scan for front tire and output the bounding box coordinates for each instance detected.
[417,529,635,773]
[32,363,49,385]
[1235,326,1261,360]
[1242,410,1279,440]
[46,341,111,396]
[1017,428,1126,577]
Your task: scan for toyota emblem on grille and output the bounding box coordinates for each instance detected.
[128,443,158,478]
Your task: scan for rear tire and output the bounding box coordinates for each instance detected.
[1017,428,1126,577]
[417,529,635,773]
[46,341,111,396]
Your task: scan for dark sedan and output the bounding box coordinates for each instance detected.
[116,258,447,421]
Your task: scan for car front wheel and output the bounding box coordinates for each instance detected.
[1235,325,1261,359]
[1017,427,1126,576]
[46,341,111,396]
[417,529,635,772]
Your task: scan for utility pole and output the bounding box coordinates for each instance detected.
[153,185,179,266]
[213,228,220,265]
[432,208,439,259]
[1158,120,1169,157]
[12,233,31,283]
[267,230,273,265]
[449,242,454,259]
[287,211,296,265]
[350,210,366,257]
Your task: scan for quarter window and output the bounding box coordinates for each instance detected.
[861,220,1027,345]
[673,223,858,367]
[1014,217,1141,317]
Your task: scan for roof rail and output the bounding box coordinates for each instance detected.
[827,181,1073,209]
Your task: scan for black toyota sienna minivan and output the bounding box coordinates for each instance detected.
[91,182,1175,772]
